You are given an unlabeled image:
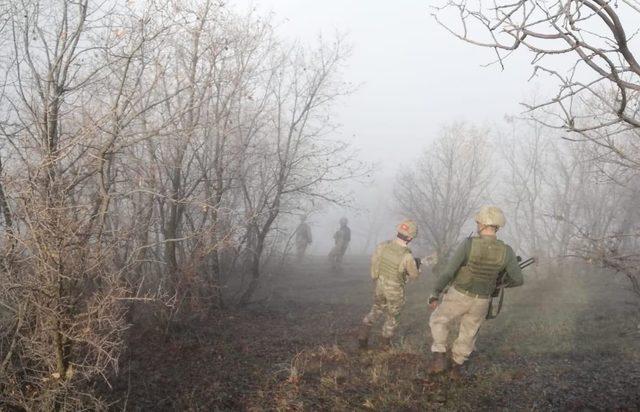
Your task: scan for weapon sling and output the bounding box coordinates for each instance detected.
[486,285,505,320]
[486,257,535,320]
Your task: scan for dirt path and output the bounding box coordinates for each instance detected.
[105,256,640,410]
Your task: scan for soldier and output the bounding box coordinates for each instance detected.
[427,206,523,376]
[357,220,436,349]
[294,216,313,260]
[328,217,351,271]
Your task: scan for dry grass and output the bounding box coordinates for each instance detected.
[100,257,640,410]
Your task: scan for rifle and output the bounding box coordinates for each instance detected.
[486,256,535,320]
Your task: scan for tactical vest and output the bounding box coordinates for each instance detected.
[453,237,507,297]
[376,241,410,284]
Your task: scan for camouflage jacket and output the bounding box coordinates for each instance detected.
[370,240,420,284]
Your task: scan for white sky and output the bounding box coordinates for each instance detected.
[251,0,540,172]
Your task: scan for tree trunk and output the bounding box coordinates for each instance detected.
[238,234,265,306]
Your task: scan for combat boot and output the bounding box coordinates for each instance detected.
[427,352,448,374]
[448,361,465,380]
[380,336,392,349]
[357,324,371,349]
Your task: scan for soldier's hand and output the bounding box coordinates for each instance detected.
[421,252,438,266]
[428,295,439,310]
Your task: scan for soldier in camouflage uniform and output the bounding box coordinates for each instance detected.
[357,220,437,349]
[427,206,523,376]
[328,217,351,271]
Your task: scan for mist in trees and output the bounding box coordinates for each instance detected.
[0,0,362,408]
[428,0,640,297]
[394,123,492,263]
[0,0,639,409]
[392,114,640,299]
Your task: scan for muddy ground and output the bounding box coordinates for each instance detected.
[104,256,640,411]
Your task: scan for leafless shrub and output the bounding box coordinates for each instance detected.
[0,0,362,407]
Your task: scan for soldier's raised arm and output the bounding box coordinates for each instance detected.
[370,243,385,280]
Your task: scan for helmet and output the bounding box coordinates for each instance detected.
[339,217,348,226]
[397,219,418,238]
[474,206,506,228]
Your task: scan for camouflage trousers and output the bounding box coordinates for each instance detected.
[429,286,490,365]
[362,280,405,338]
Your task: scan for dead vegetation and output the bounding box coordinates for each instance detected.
[96,257,640,410]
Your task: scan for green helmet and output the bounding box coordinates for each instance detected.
[475,206,506,228]
[397,219,418,238]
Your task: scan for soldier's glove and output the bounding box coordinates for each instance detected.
[414,257,422,269]
[421,252,438,267]
[428,295,439,310]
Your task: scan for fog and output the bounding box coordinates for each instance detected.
[247,0,562,254]
[1,1,638,409]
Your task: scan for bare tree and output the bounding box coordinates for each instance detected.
[122,1,279,313]
[434,0,640,298]
[497,117,579,258]
[497,116,640,297]
[432,0,640,144]
[237,38,362,305]
[554,143,640,298]
[0,1,171,408]
[395,122,493,262]
[0,1,366,406]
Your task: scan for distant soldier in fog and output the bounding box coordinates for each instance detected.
[358,220,437,349]
[294,216,313,260]
[328,217,351,271]
[427,206,523,377]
